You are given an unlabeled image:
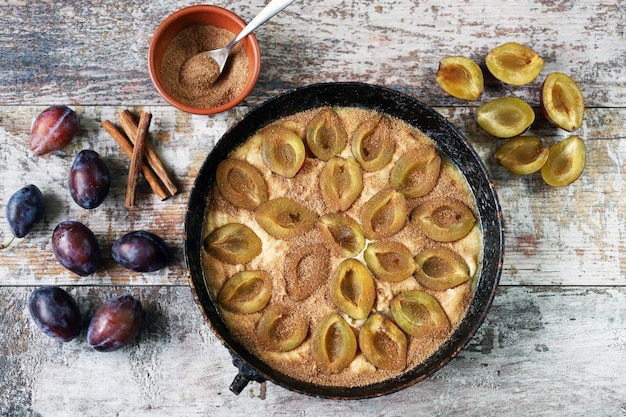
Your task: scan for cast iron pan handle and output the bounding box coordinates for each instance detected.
[229,354,266,394]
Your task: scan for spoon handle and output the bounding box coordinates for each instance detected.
[232,0,296,45]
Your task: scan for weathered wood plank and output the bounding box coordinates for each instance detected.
[1,285,625,417]
[0,0,624,107]
[0,105,247,286]
[0,106,623,286]
[1,0,624,416]
[439,105,626,287]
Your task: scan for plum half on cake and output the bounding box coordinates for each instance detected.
[201,106,482,387]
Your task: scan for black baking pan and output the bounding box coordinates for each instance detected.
[184,82,504,399]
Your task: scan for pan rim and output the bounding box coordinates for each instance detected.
[184,82,504,399]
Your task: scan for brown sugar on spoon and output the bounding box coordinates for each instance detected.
[161,25,249,109]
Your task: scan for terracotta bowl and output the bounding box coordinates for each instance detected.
[148,5,261,115]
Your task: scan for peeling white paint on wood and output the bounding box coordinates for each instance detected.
[1,0,625,415]
[1,286,625,416]
[0,106,623,287]
[0,0,624,107]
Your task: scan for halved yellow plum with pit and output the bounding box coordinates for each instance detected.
[255,197,316,240]
[361,188,407,240]
[436,56,484,101]
[358,313,407,371]
[363,240,416,282]
[329,258,376,320]
[259,124,306,178]
[306,108,348,161]
[256,305,309,352]
[216,158,268,211]
[351,114,395,171]
[390,290,451,337]
[311,313,357,374]
[203,223,262,264]
[319,156,363,212]
[411,197,476,242]
[217,270,272,314]
[414,246,471,290]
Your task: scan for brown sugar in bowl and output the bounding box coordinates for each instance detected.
[148,5,261,115]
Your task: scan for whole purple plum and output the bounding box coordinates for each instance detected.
[111,231,170,272]
[87,294,143,352]
[52,221,100,276]
[28,286,82,342]
[6,184,45,238]
[30,106,79,156]
[69,149,110,209]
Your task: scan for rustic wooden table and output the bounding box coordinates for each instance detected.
[1,0,625,416]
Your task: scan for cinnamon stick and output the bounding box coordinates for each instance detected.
[125,112,151,207]
[101,120,169,200]
[117,110,178,196]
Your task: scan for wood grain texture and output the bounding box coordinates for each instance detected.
[0,106,623,286]
[1,286,625,417]
[0,0,624,107]
[1,0,625,415]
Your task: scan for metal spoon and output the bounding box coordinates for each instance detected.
[201,0,296,77]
